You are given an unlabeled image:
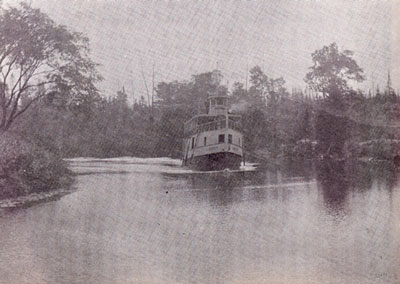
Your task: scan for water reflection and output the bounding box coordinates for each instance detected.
[277,157,400,216]
[281,157,315,181]
[184,173,245,208]
[176,170,287,208]
[0,158,399,284]
[315,159,351,216]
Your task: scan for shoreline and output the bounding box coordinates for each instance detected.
[0,185,75,212]
[1,155,397,212]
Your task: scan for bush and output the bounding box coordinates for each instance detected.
[0,133,72,199]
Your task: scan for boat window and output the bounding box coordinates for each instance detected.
[204,137,207,146]
[218,134,225,143]
[238,137,240,146]
[216,98,224,105]
[228,134,232,144]
[191,137,195,149]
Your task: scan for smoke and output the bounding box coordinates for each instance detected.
[230,99,249,112]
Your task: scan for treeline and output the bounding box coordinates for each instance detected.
[13,71,227,159]
[14,65,400,163]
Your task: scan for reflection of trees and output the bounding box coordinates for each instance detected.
[316,159,351,214]
[178,158,399,212]
[366,162,398,190]
[346,160,398,192]
[316,159,398,215]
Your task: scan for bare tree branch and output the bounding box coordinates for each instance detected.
[9,60,39,97]
[0,4,101,132]
[0,44,17,68]
[6,91,49,129]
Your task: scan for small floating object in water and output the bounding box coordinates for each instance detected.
[222,168,231,177]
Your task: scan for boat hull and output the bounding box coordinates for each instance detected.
[187,152,242,171]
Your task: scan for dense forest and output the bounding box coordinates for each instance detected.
[15,60,400,162]
[1,4,400,199]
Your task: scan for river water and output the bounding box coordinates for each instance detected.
[0,157,399,284]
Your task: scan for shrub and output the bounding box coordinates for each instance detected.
[0,133,72,199]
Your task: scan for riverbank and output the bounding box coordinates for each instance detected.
[2,132,398,210]
[0,186,74,212]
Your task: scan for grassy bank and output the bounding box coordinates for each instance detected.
[0,133,73,200]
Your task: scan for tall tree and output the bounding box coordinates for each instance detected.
[384,71,395,97]
[230,82,248,106]
[305,43,365,157]
[191,69,227,113]
[305,42,364,99]
[248,66,288,107]
[248,66,269,105]
[0,3,102,133]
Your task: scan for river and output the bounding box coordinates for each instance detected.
[0,157,399,284]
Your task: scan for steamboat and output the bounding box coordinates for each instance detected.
[182,93,243,171]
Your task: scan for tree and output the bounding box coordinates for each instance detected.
[384,71,395,97]
[155,69,227,113]
[248,66,288,107]
[0,3,102,133]
[191,69,227,112]
[305,42,364,99]
[305,43,365,157]
[153,70,230,157]
[230,82,248,107]
[248,66,268,105]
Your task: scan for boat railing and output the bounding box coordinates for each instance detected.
[228,119,241,131]
[184,119,224,136]
[184,118,242,136]
[200,120,226,132]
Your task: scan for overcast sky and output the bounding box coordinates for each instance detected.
[5,0,400,101]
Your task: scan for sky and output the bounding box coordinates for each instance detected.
[4,0,400,101]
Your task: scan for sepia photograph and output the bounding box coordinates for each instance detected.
[0,0,399,283]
